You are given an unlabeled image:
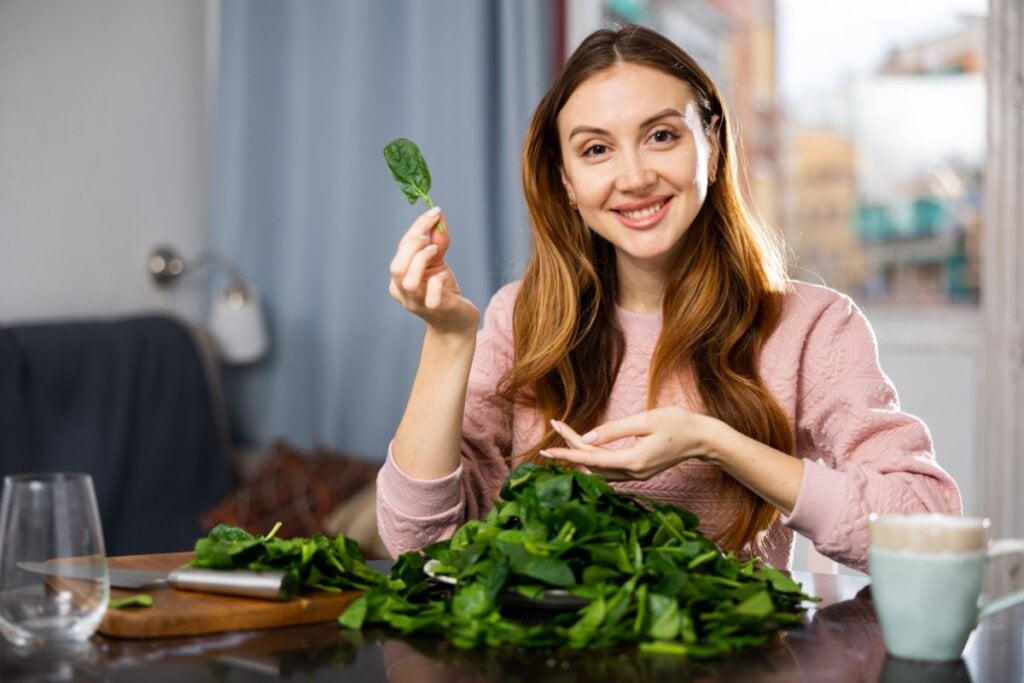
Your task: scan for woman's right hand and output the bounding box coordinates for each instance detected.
[388,206,480,334]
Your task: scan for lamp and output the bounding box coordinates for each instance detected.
[148,245,269,364]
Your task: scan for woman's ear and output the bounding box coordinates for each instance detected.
[560,168,577,209]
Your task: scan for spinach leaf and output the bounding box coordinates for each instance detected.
[109,594,153,609]
[383,137,444,232]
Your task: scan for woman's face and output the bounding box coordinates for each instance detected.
[557,62,718,278]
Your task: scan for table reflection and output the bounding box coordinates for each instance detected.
[879,657,973,683]
[380,637,718,683]
[95,622,365,678]
[4,570,1013,682]
[0,640,104,683]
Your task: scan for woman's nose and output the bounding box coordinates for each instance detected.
[615,151,656,193]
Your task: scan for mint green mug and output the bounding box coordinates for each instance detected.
[868,513,1024,662]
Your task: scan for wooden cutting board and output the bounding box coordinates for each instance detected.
[98,552,363,639]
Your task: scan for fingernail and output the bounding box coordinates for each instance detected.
[549,420,561,435]
[426,206,441,217]
[581,431,597,444]
[420,233,430,242]
[539,450,553,459]
[424,244,439,253]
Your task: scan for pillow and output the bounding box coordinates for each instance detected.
[201,440,381,554]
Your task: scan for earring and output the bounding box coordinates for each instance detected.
[568,196,577,210]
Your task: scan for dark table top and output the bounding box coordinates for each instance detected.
[1,567,1018,682]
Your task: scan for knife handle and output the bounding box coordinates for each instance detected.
[166,568,298,600]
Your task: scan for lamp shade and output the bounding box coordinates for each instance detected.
[209,285,269,364]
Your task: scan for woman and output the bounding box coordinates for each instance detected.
[379,24,960,571]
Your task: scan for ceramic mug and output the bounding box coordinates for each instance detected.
[868,513,1024,662]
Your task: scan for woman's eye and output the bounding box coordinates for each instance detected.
[582,144,607,157]
[650,129,678,144]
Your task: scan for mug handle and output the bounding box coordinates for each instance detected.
[976,538,1024,622]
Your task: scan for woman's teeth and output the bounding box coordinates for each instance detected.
[620,201,665,220]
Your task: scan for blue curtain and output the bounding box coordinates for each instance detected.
[211,0,554,459]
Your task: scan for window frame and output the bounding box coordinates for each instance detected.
[977,0,1024,545]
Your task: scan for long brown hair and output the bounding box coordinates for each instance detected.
[503,24,793,553]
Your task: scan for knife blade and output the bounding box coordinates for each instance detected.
[18,561,298,601]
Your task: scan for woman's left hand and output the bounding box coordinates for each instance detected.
[543,407,720,481]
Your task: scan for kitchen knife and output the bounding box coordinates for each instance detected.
[18,561,298,600]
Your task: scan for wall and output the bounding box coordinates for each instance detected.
[866,307,977,515]
[0,0,212,323]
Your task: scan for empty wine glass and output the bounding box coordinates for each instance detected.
[0,472,109,652]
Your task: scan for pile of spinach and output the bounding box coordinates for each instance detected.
[187,522,383,598]
[340,463,816,657]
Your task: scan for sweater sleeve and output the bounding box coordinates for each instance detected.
[783,294,962,572]
[376,284,518,557]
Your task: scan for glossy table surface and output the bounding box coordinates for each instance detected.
[1,564,1019,682]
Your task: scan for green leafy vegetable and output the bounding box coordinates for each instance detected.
[340,463,818,657]
[109,594,153,609]
[187,522,384,598]
[383,137,444,232]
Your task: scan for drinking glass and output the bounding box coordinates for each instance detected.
[0,472,109,652]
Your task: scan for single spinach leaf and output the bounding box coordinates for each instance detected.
[109,594,154,609]
[733,589,774,619]
[208,523,256,543]
[383,137,444,232]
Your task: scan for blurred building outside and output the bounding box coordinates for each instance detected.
[783,128,863,295]
[782,15,984,306]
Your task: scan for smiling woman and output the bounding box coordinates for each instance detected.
[378,24,962,574]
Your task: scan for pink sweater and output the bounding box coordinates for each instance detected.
[376,281,962,571]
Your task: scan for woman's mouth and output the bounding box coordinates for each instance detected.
[614,198,671,228]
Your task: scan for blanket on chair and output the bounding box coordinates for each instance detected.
[0,314,234,555]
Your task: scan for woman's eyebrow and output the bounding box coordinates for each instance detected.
[640,108,685,128]
[567,107,686,140]
[568,124,609,140]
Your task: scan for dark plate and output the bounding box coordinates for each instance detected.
[423,559,589,610]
